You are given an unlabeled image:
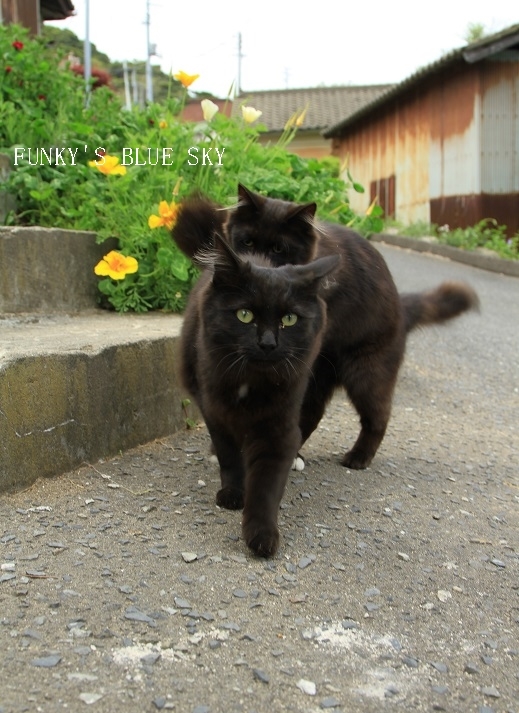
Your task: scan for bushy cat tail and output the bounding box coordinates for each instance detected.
[401,281,479,332]
[171,195,226,259]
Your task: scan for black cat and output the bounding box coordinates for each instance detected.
[179,234,338,556]
[173,184,479,474]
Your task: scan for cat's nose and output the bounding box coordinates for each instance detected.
[258,330,277,353]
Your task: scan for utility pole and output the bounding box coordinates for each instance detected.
[123,60,132,110]
[84,0,91,105]
[145,0,153,103]
[236,32,244,96]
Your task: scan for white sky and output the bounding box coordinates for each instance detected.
[49,1,517,97]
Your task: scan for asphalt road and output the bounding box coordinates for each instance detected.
[1,244,518,713]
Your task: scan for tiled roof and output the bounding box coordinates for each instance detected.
[324,22,519,138]
[233,85,393,133]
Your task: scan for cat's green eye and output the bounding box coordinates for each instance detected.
[243,239,254,248]
[281,313,298,327]
[272,244,283,254]
[237,309,254,324]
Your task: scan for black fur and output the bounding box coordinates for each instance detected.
[179,235,338,556]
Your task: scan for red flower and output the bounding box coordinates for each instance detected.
[12,41,24,51]
[5,66,12,73]
[37,94,46,101]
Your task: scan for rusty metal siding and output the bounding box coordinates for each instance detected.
[332,53,519,234]
[480,59,519,193]
[429,66,481,200]
[337,97,430,224]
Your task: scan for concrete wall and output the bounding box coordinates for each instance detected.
[0,226,117,312]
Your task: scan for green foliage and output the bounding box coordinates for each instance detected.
[1,23,382,313]
[437,219,519,260]
[389,218,519,260]
[465,23,487,44]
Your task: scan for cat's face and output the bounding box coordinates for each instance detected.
[200,237,337,384]
[226,184,318,267]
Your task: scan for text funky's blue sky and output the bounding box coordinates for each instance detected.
[49,1,517,98]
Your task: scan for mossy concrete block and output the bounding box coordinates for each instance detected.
[0,313,194,492]
[0,226,117,312]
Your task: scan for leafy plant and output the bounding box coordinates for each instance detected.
[388,218,518,260]
[1,23,383,313]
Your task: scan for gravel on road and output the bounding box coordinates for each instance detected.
[1,245,518,713]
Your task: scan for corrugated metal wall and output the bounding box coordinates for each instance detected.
[334,56,519,234]
[335,90,431,225]
[481,59,519,193]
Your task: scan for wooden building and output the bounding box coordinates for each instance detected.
[0,0,74,35]
[324,24,519,235]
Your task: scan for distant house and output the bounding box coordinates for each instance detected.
[324,24,519,236]
[0,0,74,34]
[234,85,392,158]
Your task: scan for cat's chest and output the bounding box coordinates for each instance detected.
[237,383,249,401]
[216,380,286,409]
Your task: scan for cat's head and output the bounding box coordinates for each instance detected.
[225,184,318,266]
[197,235,338,383]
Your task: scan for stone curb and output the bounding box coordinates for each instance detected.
[371,233,519,278]
[0,313,194,493]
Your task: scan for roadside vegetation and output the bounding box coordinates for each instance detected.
[0,24,380,313]
[384,219,519,261]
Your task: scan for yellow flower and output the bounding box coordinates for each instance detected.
[174,70,200,88]
[201,98,219,122]
[94,251,138,280]
[159,120,168,129]
[88,154,127,176]
[148,200,179,230]
[242,105,262,124]
[366,196,378,216]
[295,107,308,127]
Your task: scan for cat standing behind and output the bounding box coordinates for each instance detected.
[173,184,479,473]
[179,234,338,556]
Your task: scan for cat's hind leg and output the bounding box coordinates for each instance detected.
[298,353,338,445]
[341,347,402,469]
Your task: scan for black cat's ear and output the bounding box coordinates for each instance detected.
[237,184,265,211]
[285,201,317,224]
[292,254,340,288]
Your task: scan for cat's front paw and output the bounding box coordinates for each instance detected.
[243,520,279,558]
[216,487,244,510]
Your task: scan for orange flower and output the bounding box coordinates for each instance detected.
[174,71,200,88]
[88,154,126,176]
[148,200,179,230]
[94,251,138,280]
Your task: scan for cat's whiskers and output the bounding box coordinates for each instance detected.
[205,346,248,382]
